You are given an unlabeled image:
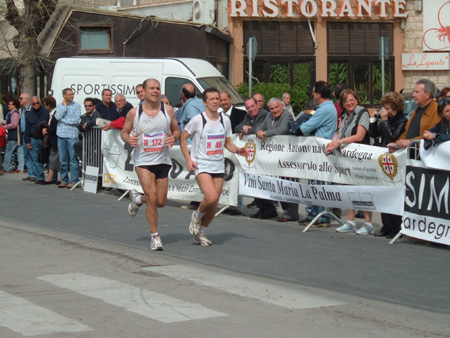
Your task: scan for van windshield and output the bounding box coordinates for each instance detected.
[197,77,244,105]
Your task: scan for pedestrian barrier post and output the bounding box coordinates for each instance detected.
[77,127,103,190]
[389,140,420,245]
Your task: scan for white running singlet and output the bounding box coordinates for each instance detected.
[184,112,232,174]
[133,103,172,167]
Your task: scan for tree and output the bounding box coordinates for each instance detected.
[4,0,57,94]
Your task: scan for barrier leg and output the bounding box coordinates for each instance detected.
[302,208,345,233]
[215,205,230,217]
[118,189,131,201]
[71,181,82,190]
[389,230,403,245]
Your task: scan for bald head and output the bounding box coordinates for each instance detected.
[19,93,31,107]
[181,84,196,100]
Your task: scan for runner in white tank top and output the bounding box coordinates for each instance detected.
[180,88,248,247]
[121,78,180,251]
[133,102,172,167]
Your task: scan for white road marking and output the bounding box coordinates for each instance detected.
[37,273,227,323]
[143,265,345,309]
[0,290,92,336]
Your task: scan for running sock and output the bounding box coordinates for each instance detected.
[364,222,373,227]
[151,232,159,239]
[200,226,206,233]
[134,195,143,206]
[347,220,357,226]
[195,209,204,220]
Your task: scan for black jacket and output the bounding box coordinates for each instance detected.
[369,112,408,147]
[227,106,247,132]
[235,109,269,134]
[25,106,49,144]
[78,110,102,132]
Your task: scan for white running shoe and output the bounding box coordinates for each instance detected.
[150,235,164,251]
[128,189,141,217]
[356,223,374,236]
[189,211,202,236]
[194,232,212,246]
[336,222,357,233]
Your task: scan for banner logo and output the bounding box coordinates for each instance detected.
[378,153,398,181]
[244,139,256,165]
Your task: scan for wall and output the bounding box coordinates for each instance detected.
[402,1,450,90]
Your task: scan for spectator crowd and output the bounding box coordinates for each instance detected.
[1,78,449,242]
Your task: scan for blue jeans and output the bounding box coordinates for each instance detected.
[30,138,44,181]
[58,137,80,183]
[23,142,36,178]
[3,140,24,171]
[237,195,243,210]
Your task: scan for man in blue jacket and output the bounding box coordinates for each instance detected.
[298,81,337,227]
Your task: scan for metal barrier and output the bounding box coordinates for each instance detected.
[81,126,103,180]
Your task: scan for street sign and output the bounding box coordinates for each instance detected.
[247,36,257,62]
[379,36,389,60]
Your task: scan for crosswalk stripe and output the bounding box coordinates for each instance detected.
[37,273,227,323]
[143,265,345,309]
[0,290,92,336]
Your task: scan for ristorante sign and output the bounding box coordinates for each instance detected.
[230,0,408,18]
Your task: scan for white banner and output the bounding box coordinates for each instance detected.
[419,140,450,171]
[403,164,450,246]
[239,172,405,215]
[101,130,238,205]
[232,135,407,186]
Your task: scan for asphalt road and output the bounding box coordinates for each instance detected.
[1,172,449,319]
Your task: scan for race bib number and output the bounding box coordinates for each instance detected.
[143,131,165,152]
[206,134,225,155]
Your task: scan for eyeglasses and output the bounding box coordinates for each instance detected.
[32,102,40,105]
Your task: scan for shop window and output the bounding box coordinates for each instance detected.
[328,22,393,106]
[328,22,393,55]
[79,26,113,53]
[328,59,393,106]
[270,63,289,83]
[293,63,311,89]
[244,21,314,56]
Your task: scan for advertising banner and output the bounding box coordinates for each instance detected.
[239,172,405,215]
[403,165,450,246]
[419,140,450,171]
[101,130,238,205]
[232,135,407,186]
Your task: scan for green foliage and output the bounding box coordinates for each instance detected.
[270,64,288,83]
[355,83,369,105]
[372,63,390,103]
[236,82,309,114]
[293,63,311,88]
[328,63,347,88]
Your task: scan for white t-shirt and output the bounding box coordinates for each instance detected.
[185,112,232,174]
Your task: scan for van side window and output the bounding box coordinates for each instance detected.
[165,77,201,108]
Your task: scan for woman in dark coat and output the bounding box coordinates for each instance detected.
[369,92,408,238]
[42,95,60,184]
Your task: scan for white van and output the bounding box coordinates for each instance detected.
[50,57,244,108]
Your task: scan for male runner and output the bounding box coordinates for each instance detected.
[121,78,180,251]
[180,88,248,246]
